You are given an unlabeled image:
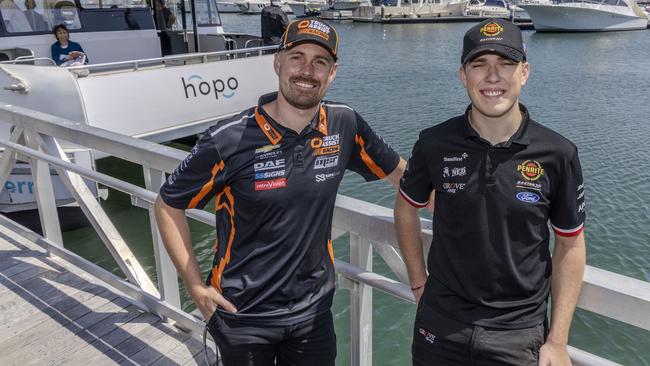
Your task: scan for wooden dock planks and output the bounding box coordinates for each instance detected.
[0,222,216,365]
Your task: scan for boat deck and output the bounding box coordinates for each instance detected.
[0,222,215,366]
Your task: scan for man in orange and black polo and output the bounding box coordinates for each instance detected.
[155,18,405,366]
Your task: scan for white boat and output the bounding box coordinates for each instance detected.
[520,0,648,31]
[0,0,274,213]
[236,0,294,13]
[327,0,370,10]
[217,0,244,12]
[354,0,468,19]
[286,0,327,16]
[466,0,529,18]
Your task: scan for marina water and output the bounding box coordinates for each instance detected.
[63,15,650,365]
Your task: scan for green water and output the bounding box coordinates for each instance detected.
[63,16,650,365]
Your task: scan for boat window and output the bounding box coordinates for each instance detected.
[182,0,221,27]
[0,0,80,33]
[79,0,148,9]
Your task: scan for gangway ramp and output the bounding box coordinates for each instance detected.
[0,219,216,366]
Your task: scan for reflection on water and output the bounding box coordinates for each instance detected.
[64,15,650,366]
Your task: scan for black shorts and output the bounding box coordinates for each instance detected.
[412,302,547,366]
[207,310,336,366]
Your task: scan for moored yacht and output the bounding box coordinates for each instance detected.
[521,0,648,31]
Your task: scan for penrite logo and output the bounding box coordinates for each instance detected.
[255,178,286,191]
[517,160,545,181]
[181,75,238,100]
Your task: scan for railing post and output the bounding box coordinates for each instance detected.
[349,233,373,366]
[24,129,63,247]
[144,166,181,308]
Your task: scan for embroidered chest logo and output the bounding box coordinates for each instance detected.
[517,160,544,181]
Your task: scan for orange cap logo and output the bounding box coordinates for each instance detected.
[480,22,504,37]
[298,20,310,29]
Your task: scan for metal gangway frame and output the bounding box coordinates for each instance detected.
[0,104,648,365]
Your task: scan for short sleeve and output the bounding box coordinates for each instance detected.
[549,147,586,236]
[347,112,400,181]
[399,136,433,208]
[159,133,226,210]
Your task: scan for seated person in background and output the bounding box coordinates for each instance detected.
[0,0,32,32]
[51,24,88,65]
[23,0,48,31]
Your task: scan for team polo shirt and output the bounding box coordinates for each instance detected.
[160,92,399,325]
[400,104,586,329]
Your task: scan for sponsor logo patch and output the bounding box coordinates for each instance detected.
[255,144,281,154]
[480,22,504,37]
[315,172,340,182]
[418,328,436,344]
[517,160,544,181]
[452,167,466,177]
[443,152,468,162]
[314,145,340,156]
[254,178,286,191]
[254,159,285,172]
[297,19,331,41]
[255,170,285,180]
[516,180,542,191]
[314,155,339,169]
[516,191,540,203]
[443,182,465,193]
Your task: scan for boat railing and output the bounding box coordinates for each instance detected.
[64,45,278,74]
[0,103,648,366]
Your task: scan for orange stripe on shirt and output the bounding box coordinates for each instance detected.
[188,161,225,209]
[318,105,328,135]
[327,239,335,265]
[255,107,282,145]
[211,187,236,292]
[355,134,386,179]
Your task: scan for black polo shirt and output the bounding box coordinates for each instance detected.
[160,92,399,325]
[400,104,586,329]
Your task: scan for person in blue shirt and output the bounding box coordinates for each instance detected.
[50,24,88,65]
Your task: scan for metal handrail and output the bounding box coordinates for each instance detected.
[65,45,278,73]
[0,104,647,366]
[0,57,56,66]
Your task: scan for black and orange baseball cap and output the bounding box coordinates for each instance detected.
[280,18,339,61]
[462,18,526,65]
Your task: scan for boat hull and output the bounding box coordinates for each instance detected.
[217,1,243,13]
[521,4,648,31]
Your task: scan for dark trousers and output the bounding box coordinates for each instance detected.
[412,302,546,366]
[207,310,337,366]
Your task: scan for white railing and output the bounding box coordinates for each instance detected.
[1,104,648,365]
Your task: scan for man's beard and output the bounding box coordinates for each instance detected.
[280,76,325,110]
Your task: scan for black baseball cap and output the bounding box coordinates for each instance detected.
[280,18,339,61]
[462,18,526,65]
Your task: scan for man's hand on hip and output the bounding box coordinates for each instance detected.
[192,284,237,321]
[538,341,571,366]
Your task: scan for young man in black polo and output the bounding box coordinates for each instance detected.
[395,18,586,366]
[155,19,405,365]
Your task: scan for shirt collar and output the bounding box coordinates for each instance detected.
[462,103,531,147]
[255,92,328,145]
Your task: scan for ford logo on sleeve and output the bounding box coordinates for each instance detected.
[516,192,540,203]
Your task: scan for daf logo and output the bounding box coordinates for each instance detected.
[254,159,285,172]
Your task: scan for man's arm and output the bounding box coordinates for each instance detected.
[384,158,406,188]
[539,231,586,366]
[394,193,428,303]
[154,196,236,320]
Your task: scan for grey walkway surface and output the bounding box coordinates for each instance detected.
[0,222,215,366]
